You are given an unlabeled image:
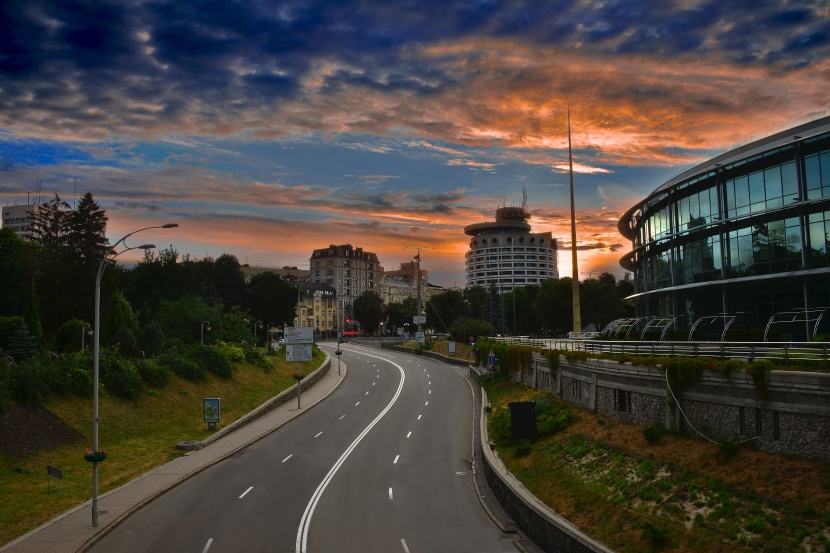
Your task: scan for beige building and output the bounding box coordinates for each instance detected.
[291,281,338,339]
[240,265,310,283]
[309,244,382,326]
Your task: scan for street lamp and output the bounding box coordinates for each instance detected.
[253,320,262,345]
[201,321,211,346]
[266,322,274,350]
[92,223,177,527]
[80,323,92,351]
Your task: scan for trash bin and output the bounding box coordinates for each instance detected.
[508,401,537,442]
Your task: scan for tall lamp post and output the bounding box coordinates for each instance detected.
[92,223,177,527]
[201,321,211,346]
[81,323,92,351]
[266,322,274,350]
[253,320,262,346]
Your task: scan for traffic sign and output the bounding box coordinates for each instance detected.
[413,315,426,324]
[415,331,425,343]
[285,326,314,344]
[488,350,496,365]
[286,344,313,361]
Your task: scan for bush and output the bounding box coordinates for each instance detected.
[157,352,206,382]
[535,395,576,437]
[213,341,245,362]
[100,350,143,400]
[643,422,667,444]
[243,346,271,371]
[137,359,173,388]
[487,406,513,445]
[186,345,234,378]
[55,351,93,396]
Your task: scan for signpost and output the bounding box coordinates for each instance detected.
[203,398,220,430]
[413,315,426,325]
[286,326,314,408]
[47,465,62,497]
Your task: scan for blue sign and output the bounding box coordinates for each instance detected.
[488,350,496,365]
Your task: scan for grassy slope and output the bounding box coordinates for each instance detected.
[0,350,324,546]
[483,377,830,553]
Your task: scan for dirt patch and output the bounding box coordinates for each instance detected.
[0,404,82,458]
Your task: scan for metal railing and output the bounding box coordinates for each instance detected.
[492,337,830,370]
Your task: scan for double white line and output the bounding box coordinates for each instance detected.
[295,354,405,552]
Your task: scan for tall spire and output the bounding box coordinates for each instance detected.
[568,105,582,334]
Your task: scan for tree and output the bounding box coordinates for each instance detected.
[244,273,296,330]
[448,317,493,345]
[29,194,70,252]
[0,228,36,317]
[534,278,573,336]
[66,192,109,265]
[425,290,467,333]
[211,254,246,309]
[384,301,415,333]
[463,286,488,320]
[353,291,385,335]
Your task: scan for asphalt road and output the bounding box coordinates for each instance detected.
[88,343,517,553]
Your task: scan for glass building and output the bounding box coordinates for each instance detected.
[618,113,830,341]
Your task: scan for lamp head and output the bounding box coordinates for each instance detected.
[162,223,179,228]
[138,244,156,250]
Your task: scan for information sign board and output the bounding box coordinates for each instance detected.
[285,326,314,344]
[415,331,425,343]
[413,315,426,324]
[286,344,313,361]
[203,398,220,423]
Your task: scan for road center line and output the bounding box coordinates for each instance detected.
[355,401,360,406]
[365,391,369,395]
[282,455,293,463]
[406,431,411,438]
[401,538,410,553]
[202,538,213,553]
[389,487,394,500]
[296,354,406,553]
[417,415,422,420]
[314,432,323,438]
[425,401,429,406]
[394,455,399,464]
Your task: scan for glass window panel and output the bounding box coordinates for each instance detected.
[711,236,722,272]
[822,151,830,186]
[699,188,711,221]
[734,175,750,208]
[781,161,799,203]
[738,233,753,275]
[805,154,821,190]
[749,171,765,204]
[810,221,827,268]
[764,165,783,201]
[725,179,736,216]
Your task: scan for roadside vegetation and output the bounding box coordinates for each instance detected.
[0,347,324,546]
[481,375,830,553]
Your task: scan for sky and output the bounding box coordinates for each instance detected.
[2,0,830,288]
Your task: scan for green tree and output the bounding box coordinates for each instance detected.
[353,291,385,335]
[463,285,488,320]
[0,228,36,316]
[425,290,467,333]
[384,301,416,334]
[140,321,165,357]
[66,192,109,265]
[103,290,140,347]
[534,278,573,336]
[245,273,296,331]
[448,317,493,345]
[8,321,39,362]
[211,254,246,309]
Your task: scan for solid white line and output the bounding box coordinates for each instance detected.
[394,455,399,464]
[282,455,293,462]
[389,487,394,500]
[202,538,213,553]
[314,432,323,438]
[296,354,406,553]
[401,538,410,552]
[239,486,253,499]
[406,431,411,438]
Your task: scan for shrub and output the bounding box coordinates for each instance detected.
[157,352,206,382]
[213,341,245,362]
[642,422,667,444]
[746,360,773,400]
[639,521,669,545]
[243,346,271,371]
[186,345,234,378]
[55,351,93,396]
[100,351,143,400]
[487,406,513,445]
[535,396,576,437]
[137,359,173,388]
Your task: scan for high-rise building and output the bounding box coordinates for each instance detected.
[309,244,383,325]
[1,203,37,241]
[464,204,559,293]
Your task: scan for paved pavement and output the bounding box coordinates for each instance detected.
[0,360,349,553]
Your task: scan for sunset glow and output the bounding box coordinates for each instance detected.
[2,1,829,285]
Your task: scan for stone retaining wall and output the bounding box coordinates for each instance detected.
[509,354,830,461]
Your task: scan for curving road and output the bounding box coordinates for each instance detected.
[88,343,517,553]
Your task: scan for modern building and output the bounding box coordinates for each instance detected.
[309,244,383,326]
[464,203,559,293]
[618,112,830,341]
[1,203,37,241]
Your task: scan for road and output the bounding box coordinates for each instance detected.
[88,343,518,553]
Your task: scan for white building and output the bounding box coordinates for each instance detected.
[464,204,558,293]
[1,203,37,241]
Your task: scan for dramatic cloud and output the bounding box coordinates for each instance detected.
[1,0,829,283]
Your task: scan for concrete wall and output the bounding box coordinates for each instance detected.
[510,354,830,461]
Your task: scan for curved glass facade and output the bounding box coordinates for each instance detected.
[618,114,830,340]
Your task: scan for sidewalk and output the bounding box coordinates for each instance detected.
[0,360,348,553]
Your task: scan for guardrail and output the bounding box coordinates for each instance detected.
[492,337,830,370]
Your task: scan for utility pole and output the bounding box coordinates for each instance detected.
[405,246,429,351]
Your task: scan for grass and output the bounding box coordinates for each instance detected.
[0,348,325,546]
[483,375,830,553]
